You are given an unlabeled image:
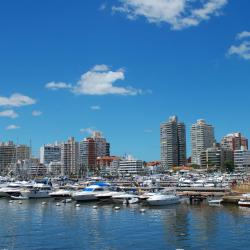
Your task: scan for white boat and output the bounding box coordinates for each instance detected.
[0,182,31,197]
[238,199,250,207]
[49,189,72,198]
[208,199,222,205]
[204,183,215,187]
[21,184,52,199]
[72,184,110,201]
[95,191,125,200]
[11,195,29,200]
[147,193,180,206]
[112,193,139,204]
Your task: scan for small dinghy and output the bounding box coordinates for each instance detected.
[11,195,29,200]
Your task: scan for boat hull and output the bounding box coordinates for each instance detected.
[21,191,51,199]
[238,201,250,207]
[72,194,98,201]
[147,198,180,206]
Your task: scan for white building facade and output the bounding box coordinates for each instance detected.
[191,119,215,166]
[40,143,61,165]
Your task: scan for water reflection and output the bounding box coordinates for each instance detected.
[1,199,250,250]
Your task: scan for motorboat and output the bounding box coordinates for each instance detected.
[238,198,250,207]
[112,193,140,204]
[208,199,222,206]
[49,186,76,199]
[72,183,110,201]
[20,184,52,199]
[147,191,180,206]
[191,179,205,187]
[0,182,32,197]
[11,195,29,200]
[95,191,125,201]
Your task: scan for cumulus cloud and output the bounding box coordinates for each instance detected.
[45,82,72,90]
[46,64,143,96]
[92,64,110,71]
[73,66,141,96]
[6,124,20,130]
[90,105,101,110]
[0,93,36,107]
[80,127,96,135]
[32,110,42,116]
[0,110,18,119]
[228,31,250,60]
[236,31,250,40]
[112,0,228,30]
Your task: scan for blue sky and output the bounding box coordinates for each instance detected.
[0,0,250,160]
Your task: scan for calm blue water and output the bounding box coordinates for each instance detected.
[0,199,250,250]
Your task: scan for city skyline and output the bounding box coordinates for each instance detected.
[0,1,250,161]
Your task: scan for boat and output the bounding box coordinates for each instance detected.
[112,193,140,204]
[10,195,29,200]
[208,199,222,205]
[238,198,250,207]
[0,182,32,197]
[147,193,180,206]
[20,184,52,199]
[72,183,110,201]
[49,189,72,198]
[95,191,125,201]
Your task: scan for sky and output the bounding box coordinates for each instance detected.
[0,0,250,161]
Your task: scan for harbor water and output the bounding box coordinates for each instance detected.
[0,199,250,250]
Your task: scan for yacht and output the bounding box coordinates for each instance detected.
[72,184,110,201]
[0,182,32,197]
[147,193,180,206]
[147,189,180,206]
[21,184,52,199]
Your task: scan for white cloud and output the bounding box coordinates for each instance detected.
[46,64,143,96]
[45,82,72,90]
[90,105,101,110]
[112,0,228,30]
[73,65,141,95]
[32,110,42,116]
[228,42,250,60]
[0,93,36,107]
[228,31,250,60]
[236,31,250,40]
[0,110,18,119]
[6,124,20,130]
[80,127,96,135]
[92,64,110,71]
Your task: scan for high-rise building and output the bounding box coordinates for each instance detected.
[0,141,16,174]
[40,143,61,165]
[160,116,186,169]
[80,137,96,172]
[16,145,31,161]
[61,137,79,176]
[79,132,110,173]
[221,132,248,151]
[93,131,110,157]
[191,119,215,165]
[234,148,250,172]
